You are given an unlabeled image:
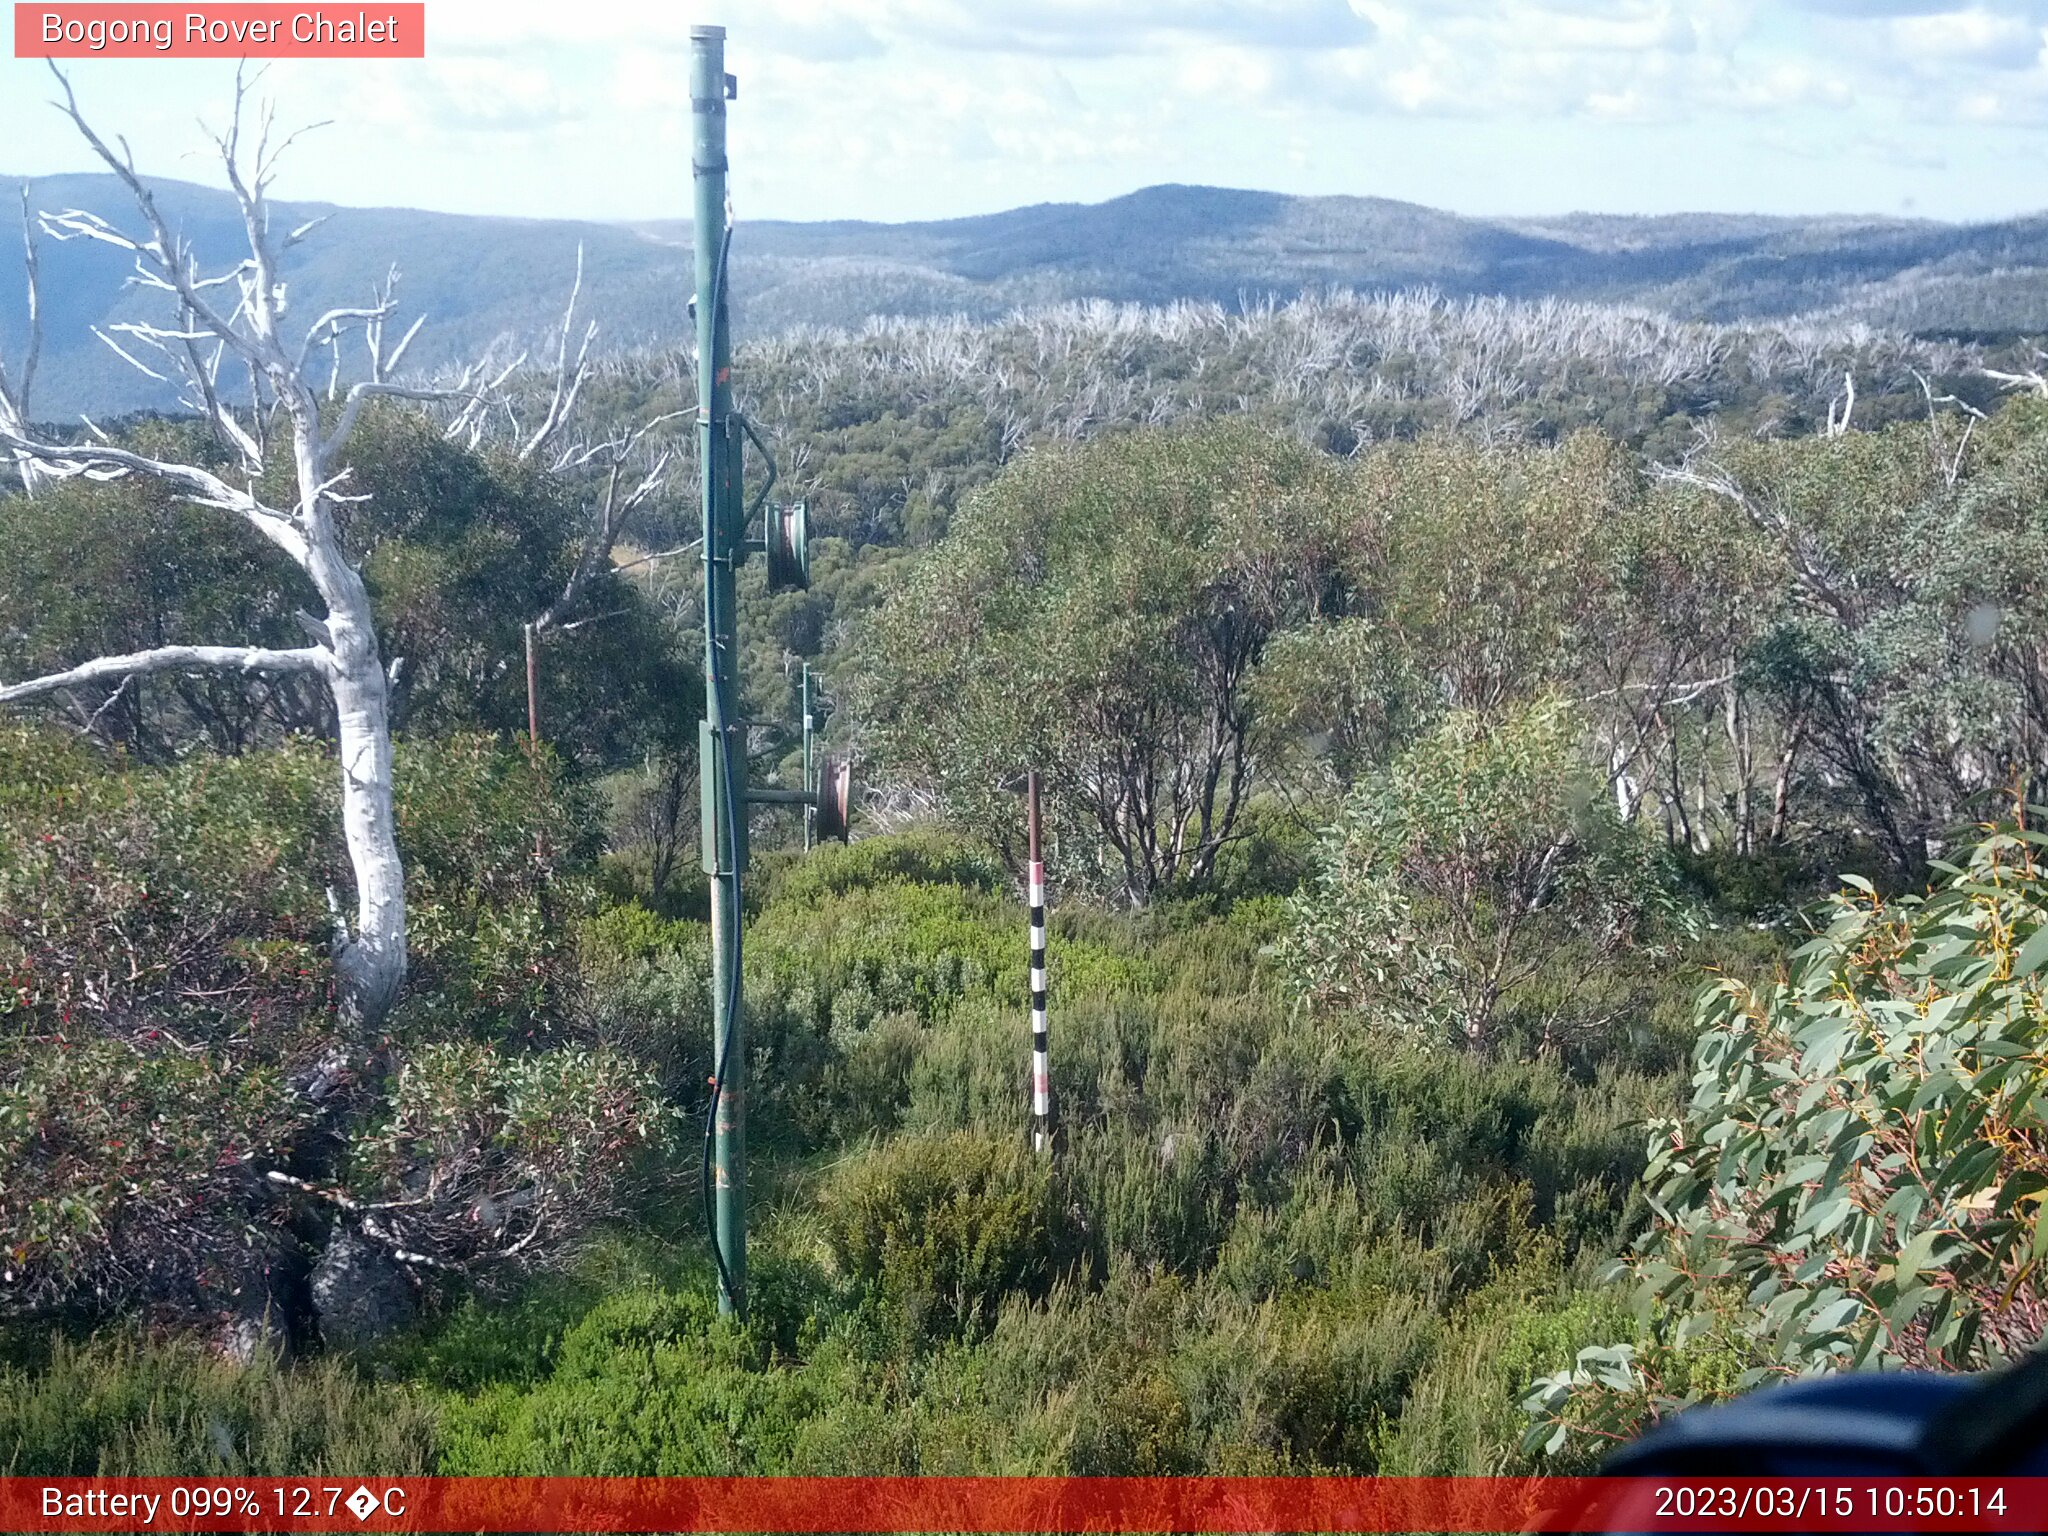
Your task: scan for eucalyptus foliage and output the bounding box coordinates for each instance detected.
[858,423,1342,904]
[1281,702,1677,1051]
[1526,813,2048,1455]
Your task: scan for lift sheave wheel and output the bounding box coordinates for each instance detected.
[766,501,810,593]
[814,756,853,843]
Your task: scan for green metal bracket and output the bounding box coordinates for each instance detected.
[699,719,749,875]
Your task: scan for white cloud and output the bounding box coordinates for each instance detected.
[1891,6,2044,65]
[1797,0,1978,14]
[6,0,2046,226]
[347,58,582,134]
[1725,63,1856,109]
[1176,46,1291,106]
[423,2,882,60]
[772,0,1375,56]
[1283,2,1737,120]
[1540,6,1700,51]
[1586,87,1658,117]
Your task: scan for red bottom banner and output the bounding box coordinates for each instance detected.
[8,1475,2048,1533]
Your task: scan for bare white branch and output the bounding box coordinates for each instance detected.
[518,242,594,462]
[380,311,426,380]
[533,437,680,636]
[90,324,174,382]
[0,644,330,706]
[0,181,44,491]
[442,350,522,448]
[0,431,308,554]
[609,539,703,576]
[1982,365,2048,399]
[321,380,471,463]
[44,65,271,377]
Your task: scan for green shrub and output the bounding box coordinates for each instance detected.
[751,879,1016,1024]
[0,727,653,1324]
[1526,816,2048,1458]
[0,1335,434,1476]
[346,1043,673,1273]
[903,997,1030,1137]
[1281,700,1678,1052]
[1190,801,1319,908]
[739,847,1165,1154]
[817,1131,1074,1341]
[0,726,334,1037]
[820,1012,926,1141]
[1242,1297,1443,1470]
[394,735,602,1040]
[1070,1365,1195,1474]
[435,1288,829,1475]
[1372,1261,1632,1475]
[1210,1169,1416,1302]
[578,901,696,967]
[575,905,711,1097]
[1067,1126,1233,1277]
[857,425,1344,906]
[760,831,1007,906]
[372,1276,599,1394]
[0,1042,308,1315]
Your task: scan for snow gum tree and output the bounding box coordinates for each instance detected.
[0,70,489,1034]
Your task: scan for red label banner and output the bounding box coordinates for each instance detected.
[5,1476,2048,1532]
[14,4,425,57]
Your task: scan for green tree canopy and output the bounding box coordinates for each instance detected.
[857,423,1343,903]
[0,409,695,769]
[1281,701,1676,1053]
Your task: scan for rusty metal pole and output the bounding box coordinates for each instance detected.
[524,622,540,749]
[1027,771,1050,1153]
[802,663,815,853]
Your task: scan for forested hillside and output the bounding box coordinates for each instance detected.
[13,367,2048,1472]
[9,173,2048,414]
[10,119,2048,1483]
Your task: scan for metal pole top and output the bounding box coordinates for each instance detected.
[691,24,726,40]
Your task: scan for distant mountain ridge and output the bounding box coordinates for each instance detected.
[5,176,2046,416]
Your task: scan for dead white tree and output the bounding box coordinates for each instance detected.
[0,183,41,493]
[1912,367,1986,489]
[0,68,475,1032]
[1824,370,1856,438]
[495,249,686,740]
[1983,352,2048,400]
[518,269,685,637]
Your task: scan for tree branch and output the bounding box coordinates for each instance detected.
[0,430,308,559]
[0,181,43,492]
[321,380,472,464]
[518,242,594,463]
[534,443,677,636]
[0,644,330,706]
[43,63,270,378]
[609,538,702,576]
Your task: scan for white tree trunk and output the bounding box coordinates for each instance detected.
[0,70,501,1035]
[325,569,406,1028]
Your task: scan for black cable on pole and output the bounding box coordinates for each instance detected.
[699,219,743,1315]
[701,724,744,1312]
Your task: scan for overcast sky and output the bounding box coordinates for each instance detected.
[1,0,2045,224]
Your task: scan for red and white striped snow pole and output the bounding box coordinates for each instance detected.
[1027,770,1051,1153]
